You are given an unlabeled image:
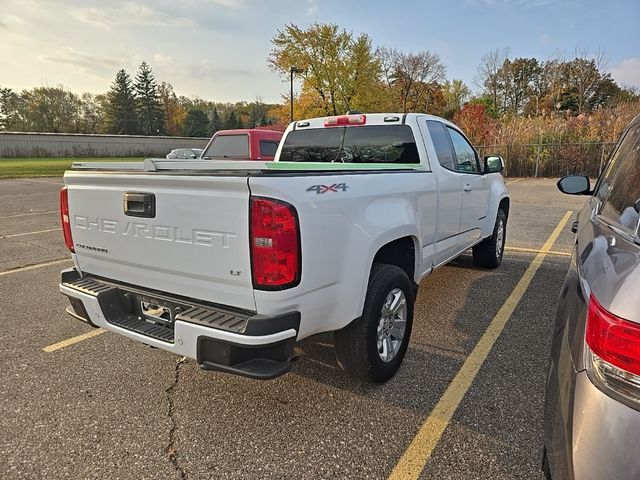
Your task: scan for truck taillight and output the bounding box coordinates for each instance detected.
[586,294,640,405]
[59,187,74,253]
[324,114,366,127]
[250,197,300,289]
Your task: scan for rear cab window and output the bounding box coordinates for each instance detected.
[279,125,420,164]
[203,134,249,159]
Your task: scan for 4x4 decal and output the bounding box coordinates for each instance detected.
[306,183,349,194]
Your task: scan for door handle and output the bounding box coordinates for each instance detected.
[123,192,156,218]
[463,184,472,192]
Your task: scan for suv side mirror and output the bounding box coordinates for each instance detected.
[484,155,504,174]
[557,175,591,195]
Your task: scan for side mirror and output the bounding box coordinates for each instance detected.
[190,154,197,159]
[484,155,504,174]
[557,175,591,195]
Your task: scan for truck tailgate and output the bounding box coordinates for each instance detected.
[64,172,255,311]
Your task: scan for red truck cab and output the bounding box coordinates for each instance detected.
[201,129,283,161]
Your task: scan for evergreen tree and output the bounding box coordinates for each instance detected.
[210,107,222,133]
[134,61,165,135]
[224,110,239,129]
[105,69,138,135]
[182,109,210,137]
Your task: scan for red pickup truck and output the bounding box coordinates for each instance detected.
[201,129,283,161]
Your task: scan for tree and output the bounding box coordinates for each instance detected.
[497,57,542,115]
[158,82,186,136]
[475,47,510,115]
[224,110,240,129]
[134,61,165,135]
[78,92,105,133]
[18,86,82,132]
[105,69,138,135]
[0,87,25,131]
[380,48,447,112]
[441,79,471,119]
[181,109,210,137]
[269,23,381,115]
[453,103,497,145]
[210,107,222,133]
[558,51,609,114]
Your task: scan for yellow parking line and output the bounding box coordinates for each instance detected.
[43,329,106,353]
[506,178,522,185]
[388,210,573,480]
[0,258,71,277]
[506,246,572,257]
[2,228,61,238]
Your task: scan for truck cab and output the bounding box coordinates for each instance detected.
[201,129,283,161]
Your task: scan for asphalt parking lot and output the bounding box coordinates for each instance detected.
[0,176,587,480]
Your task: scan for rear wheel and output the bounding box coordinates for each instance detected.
[472,208,506,269]
[334,264,414,383]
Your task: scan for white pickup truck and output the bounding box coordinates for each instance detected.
[59,113,509,383]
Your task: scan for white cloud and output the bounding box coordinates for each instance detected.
[539,33,552,46]
[70,4,194,30]
[207,0,247,6]
[611,58,640,88]
[70,7,113,29]
[307,0,318,15]
[40,47,122,77]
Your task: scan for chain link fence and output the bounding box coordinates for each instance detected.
[476,142,617,178]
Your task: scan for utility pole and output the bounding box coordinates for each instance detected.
[290,66,304,123]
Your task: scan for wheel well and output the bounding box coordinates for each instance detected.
[372,237,416,281]
[499,197,510,219]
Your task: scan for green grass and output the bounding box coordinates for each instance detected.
[0,157,144,179]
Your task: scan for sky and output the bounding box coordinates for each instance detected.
[1,0,639,104]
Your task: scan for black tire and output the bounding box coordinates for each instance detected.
[472,208,507,269]
[334,264,414,383]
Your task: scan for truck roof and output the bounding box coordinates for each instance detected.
[213,129,283,140]
[287,112,459,131]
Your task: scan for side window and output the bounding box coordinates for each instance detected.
[260,140,279,157]
[597,123,640,232]
[426,120,455,170]
[447,127,480,173]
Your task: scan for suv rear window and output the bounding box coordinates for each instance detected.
[279,125,420,164]
[203,134,249,158]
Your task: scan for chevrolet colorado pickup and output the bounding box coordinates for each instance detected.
[59,113,509,383]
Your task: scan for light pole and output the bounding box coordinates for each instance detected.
[289,66,304,123]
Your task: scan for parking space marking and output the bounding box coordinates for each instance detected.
[0,210,58,219]
[506,246,572,257]
[0,258,71,277]
[2,228,61,238]
[506,178,522,185]
[388,210,573,480]
[18,178,64,186]
[43,329,106,353]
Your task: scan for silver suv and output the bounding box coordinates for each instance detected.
[543,114,640,479]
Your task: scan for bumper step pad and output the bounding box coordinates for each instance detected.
[200,358,292,380]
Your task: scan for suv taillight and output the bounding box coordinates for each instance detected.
[60,187,74,252]
[586,294,640,405]
[250,197,300,289]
